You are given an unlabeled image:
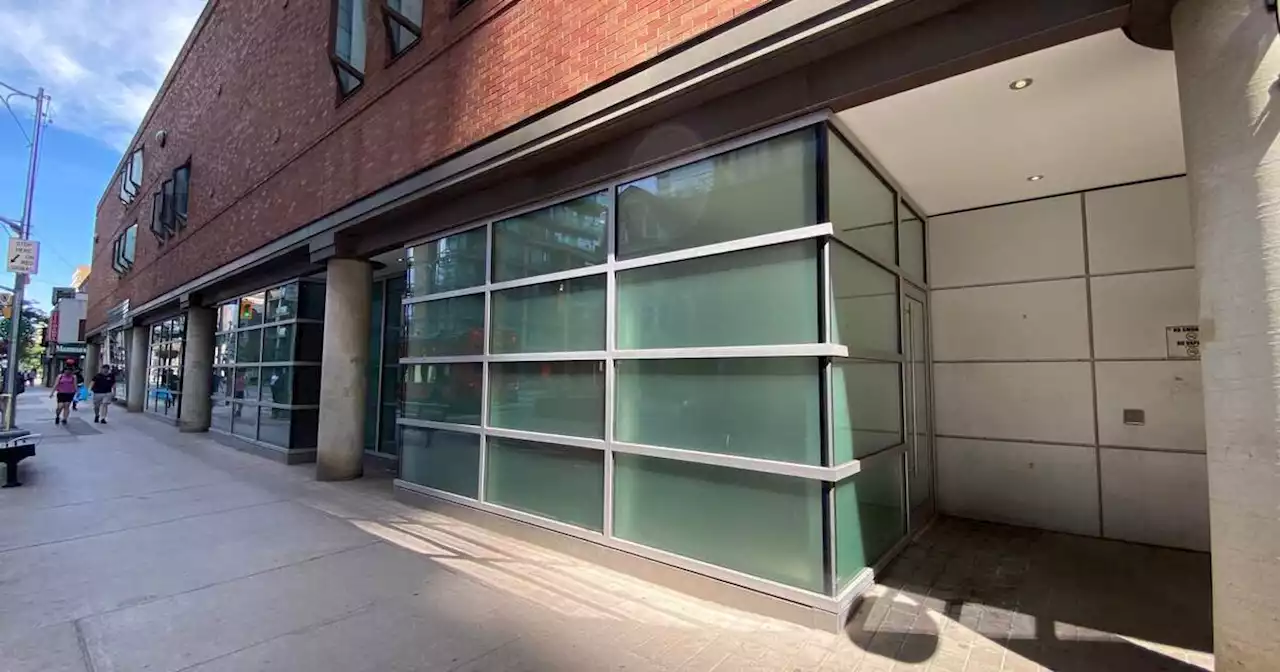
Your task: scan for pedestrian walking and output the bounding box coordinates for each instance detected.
[90,366,116,424]
[49,368,77,425]
[71,366,85,411]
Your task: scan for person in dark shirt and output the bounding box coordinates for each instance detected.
[90,366,116,424]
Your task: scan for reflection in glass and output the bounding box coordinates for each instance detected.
[492,191,608,281]
[486,438,604,531]
[406,227,486,296]
[258,408,293,447]
[617,242,818,349]
[217,303,237,332]
[615,358,820,464]
[211,398,233,433]
[490,276,605,354]
[400,427,479,497]
[835,452,905,588]
[262,366,292,405]
[402,295,485,358]
[617,129,818,259]
[489,361,604,438]
[262,325,294,362]
[265,284,298,322]
[829,130,897,263]
[832,361,902,462]
[232,404,258,440]
[613,454,824,591]
[900,206,925,281]
[831,243,898,354]
[236,367,261,401]
[236,329,262,363]
[239,293,265,326]
[400,362,482,425]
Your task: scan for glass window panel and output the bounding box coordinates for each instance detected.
[490,276,605,354]
[151,323,163,342]
[615,358,821,464]
[212,367,233,397]
[836,451,906,588]
[613,454,824,591]
[262,367,293,405]
[299,282,326,320]
[231,403,258,440]
[235,329,262,363]
[379,403,400,456]
[161,320,173,342]
[489,361,604,439]
[485,438,604,531]
[831,243,898,354]
[263,324,295,362]
[406,227,486,297]
[293,366,322,406]
[211,398,233,433]
[239,293,265,327]
[217,303,237,333]
[383,277,405,365]
[365,282,386,452]
[400,363,482,425]
[492,191,608,281]
[617,129,818,259]
[616,242,818,349]
[900,205,925,282]
[832,361,902,463]
[258,407,293,447]
[171,316,185,341]
[399,427,479,498]
[265,284,298,322]
[829,131,897,264]
[235,367,261,402]
[214,334,235,365]
[402,295,485,358]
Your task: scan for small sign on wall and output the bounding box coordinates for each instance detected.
[1166,325,1200,360]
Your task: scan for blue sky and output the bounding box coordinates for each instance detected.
[0,0,204,310]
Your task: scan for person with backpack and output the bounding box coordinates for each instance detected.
[90,366,116,424]
[49,367,77,425]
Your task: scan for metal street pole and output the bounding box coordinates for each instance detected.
[3,86,46,427]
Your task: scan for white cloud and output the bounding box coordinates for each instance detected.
[0,0,205,150]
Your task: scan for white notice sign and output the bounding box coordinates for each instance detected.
[6,239,38,275]
[1166,325,1200,360]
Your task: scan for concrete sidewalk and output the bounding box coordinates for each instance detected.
[0,396,1213,671]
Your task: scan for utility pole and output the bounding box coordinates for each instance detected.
[1,83,48,427]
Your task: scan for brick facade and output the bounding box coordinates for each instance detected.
[86,0,770,331]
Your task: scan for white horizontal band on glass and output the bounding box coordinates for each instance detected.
[829,235,903,278]
[613,223,833,272]
[487,351,607,363]
[401,285,485,305]
[396,418,483,434]
[483,426,605,450]
[214,317,322,335]
[399,355,484,365]
[392,479,839,611]
[487,264,606,294]
[612,343,848,360]
[611,440,861,481]
[835,566,876,612]
[837,348,903,362]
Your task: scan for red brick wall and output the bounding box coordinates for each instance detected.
[86,0,770,330]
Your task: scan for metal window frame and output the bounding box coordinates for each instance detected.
[381,0,422,58]
[391,115,934,606]
[329,0,366,99]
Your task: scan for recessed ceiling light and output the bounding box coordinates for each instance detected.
[1009,78,1034,91]
[1027,174,1044,182]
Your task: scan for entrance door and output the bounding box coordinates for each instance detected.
[903,286,935,530]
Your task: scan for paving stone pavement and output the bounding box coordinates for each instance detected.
[0,393,1214,671]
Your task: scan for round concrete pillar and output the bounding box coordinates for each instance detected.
[1173,2,1280,669]
[179,306,215,432]
[315,258,372,481]
[126,325,148,413]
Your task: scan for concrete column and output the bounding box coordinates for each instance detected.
[84,341,100,379]
[179,306,215,432]
[1173,3,1280,669]
[126,325,147,412]
[315,258,371,481]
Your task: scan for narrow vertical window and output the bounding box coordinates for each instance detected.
[383,0,422,56]
[161,179,175,235]
[150,191,165,241]
[332,0,366,96]
[173,164,190,224]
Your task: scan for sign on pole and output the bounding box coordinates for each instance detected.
[0,293,11,320]
[6,239,38,275]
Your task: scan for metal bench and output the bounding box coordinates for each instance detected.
[0,428,40,488]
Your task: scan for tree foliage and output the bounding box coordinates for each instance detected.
[0,305,48,371]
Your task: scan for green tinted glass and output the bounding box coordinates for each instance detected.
[832,361,902,462]
[831,243,898,354]
[492,191,608,281]
[403,294,485,357]
[617,129,818,259]
[615,358,821,464]
[400,363,482,425]
[406,227,487,296]
[486,438,604,531]
[829,130,897,264]
[900,205,925,281]
[489,361,604,438]
[399,427,480,498]
[490,275,605,353]
[616,242,819,349]
[835,451,905,588]
[613,454,824,591]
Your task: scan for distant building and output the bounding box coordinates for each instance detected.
[70,265,90,291]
